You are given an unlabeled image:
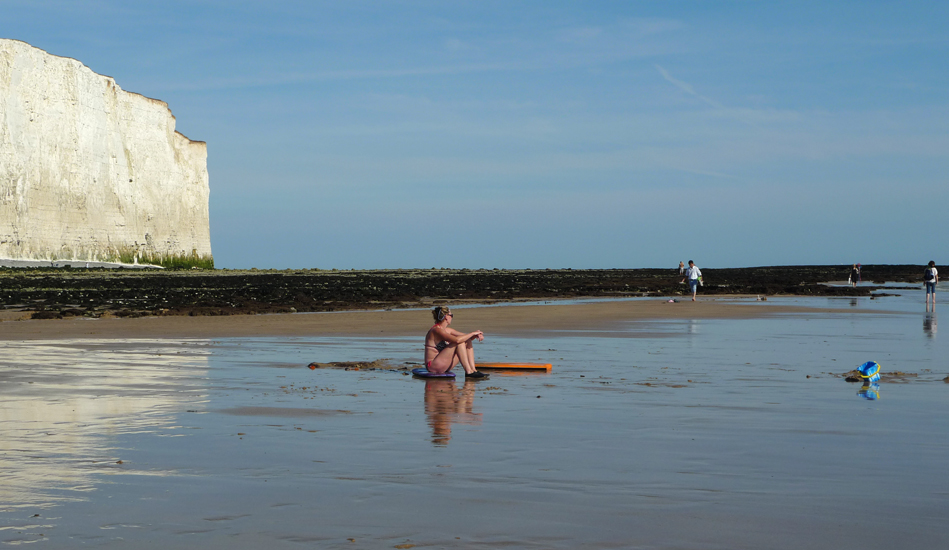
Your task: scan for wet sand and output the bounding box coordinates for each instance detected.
[1,294,943,549]
[0,297,892,340]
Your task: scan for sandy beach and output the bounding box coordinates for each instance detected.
[1,293,943,549]
[0,297,891,340]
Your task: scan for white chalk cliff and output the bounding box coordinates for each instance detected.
[0,39,211,267]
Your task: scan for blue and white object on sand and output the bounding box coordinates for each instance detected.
[412,368,456,379]
[857,361,881,383]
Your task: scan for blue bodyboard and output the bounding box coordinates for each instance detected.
[412,368,456,378]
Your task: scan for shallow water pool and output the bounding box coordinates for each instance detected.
[0,291,945,549]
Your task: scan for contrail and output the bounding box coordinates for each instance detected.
[655,64,724,109]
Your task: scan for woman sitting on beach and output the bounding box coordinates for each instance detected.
[424,306,487,378]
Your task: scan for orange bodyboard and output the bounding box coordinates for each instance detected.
[476,362,552,371]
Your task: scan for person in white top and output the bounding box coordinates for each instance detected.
[924,261,938,309]
[686,260,702,301]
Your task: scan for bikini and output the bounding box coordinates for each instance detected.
[424,325,448,368]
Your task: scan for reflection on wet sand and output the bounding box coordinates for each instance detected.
[924,313,936,336]
[423,379,482,446]
[858,381,881,400]
[0,340,208,516]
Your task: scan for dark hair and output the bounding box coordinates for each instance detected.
[929,261,936,267]
[432,306,452,322]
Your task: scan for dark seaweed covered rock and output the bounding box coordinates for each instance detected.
[0,264,925,318]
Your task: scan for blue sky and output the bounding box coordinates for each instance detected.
[3,1,947,268]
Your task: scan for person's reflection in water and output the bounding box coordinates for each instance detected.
[423,378,482,446]
[924,313,937,337]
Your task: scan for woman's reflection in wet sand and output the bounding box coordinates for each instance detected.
[423,378,482,446]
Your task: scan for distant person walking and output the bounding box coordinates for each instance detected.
[686,260,702,301]
[924,261,938,309]
[678,261,686,283]
[849,264,859,287]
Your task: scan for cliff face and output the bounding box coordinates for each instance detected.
[0,39,211,267]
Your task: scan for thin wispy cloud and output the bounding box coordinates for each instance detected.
[654,64,724,109]
[663,165,734,179]
[145,63,511,93]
